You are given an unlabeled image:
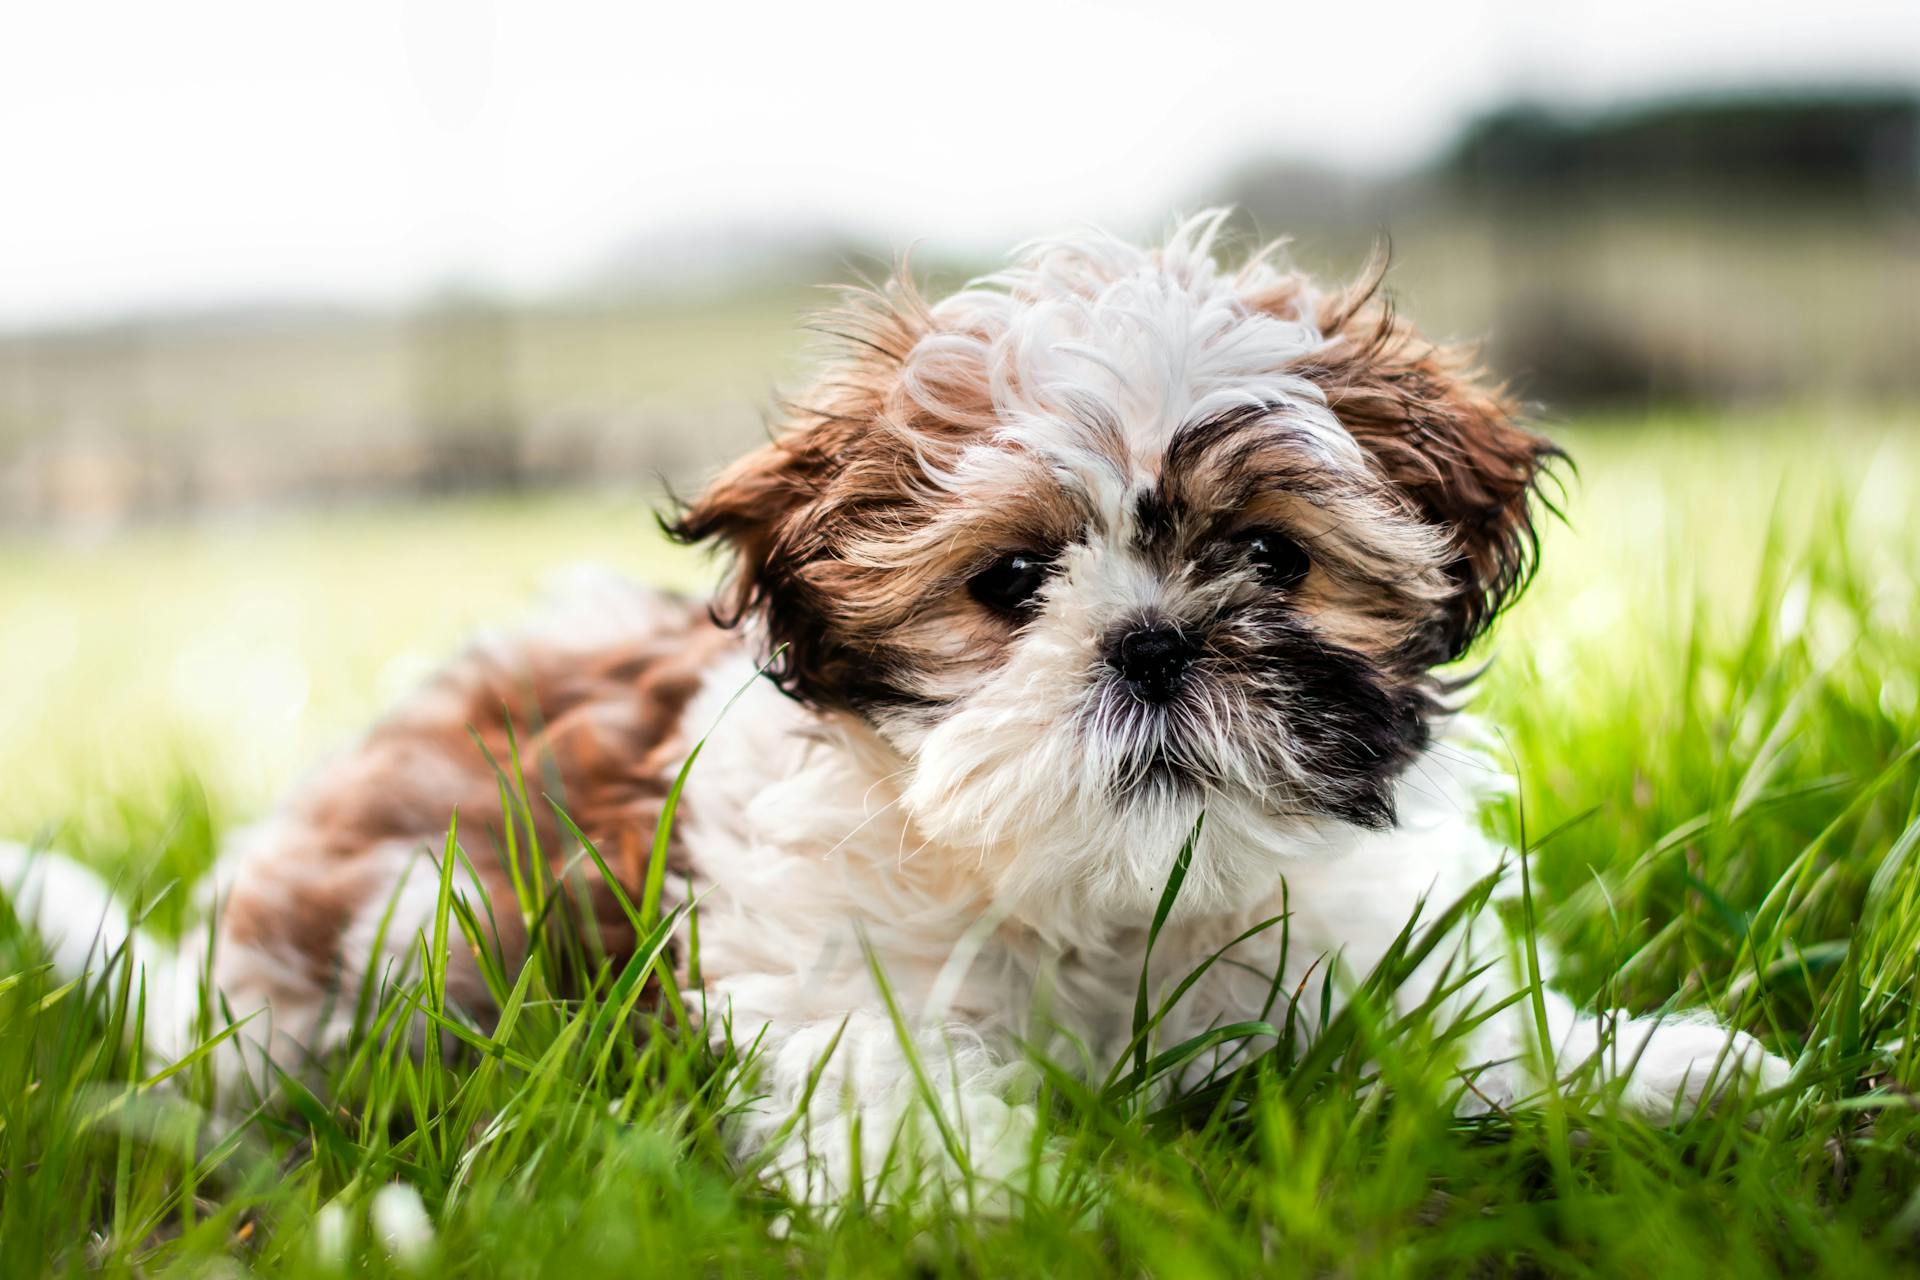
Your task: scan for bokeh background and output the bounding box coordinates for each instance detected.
[3,0,1917,845]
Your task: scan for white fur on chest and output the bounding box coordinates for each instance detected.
[677,653,1511,1070]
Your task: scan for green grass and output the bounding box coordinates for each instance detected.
[3,410,1919,1276]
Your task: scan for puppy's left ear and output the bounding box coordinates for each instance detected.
[1300,272,1561,662]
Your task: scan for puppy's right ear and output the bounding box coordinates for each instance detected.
[667,277,946,709]
[664,434,827,631]
[667,277,930,634]
[669,412,918,711]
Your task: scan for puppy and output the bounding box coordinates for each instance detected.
[4,213,1788,1204]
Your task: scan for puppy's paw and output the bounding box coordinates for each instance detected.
[947,1093,1072,1215]
[761,1093,1066,1216]
[0,843,134,978]
[1614,1018,1791,1122]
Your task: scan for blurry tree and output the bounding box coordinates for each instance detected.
[1221,90,1920,412]
[1443,93,1920,198]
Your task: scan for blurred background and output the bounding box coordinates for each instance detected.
[2,0,1918,839]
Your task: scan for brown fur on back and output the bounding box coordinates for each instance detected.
[220,590,736,996]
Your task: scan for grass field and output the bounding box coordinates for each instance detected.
[3,408,1919,1276]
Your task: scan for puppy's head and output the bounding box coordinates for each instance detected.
[671,213,1557,925]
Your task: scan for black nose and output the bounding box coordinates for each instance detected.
[1111,625,1196,703]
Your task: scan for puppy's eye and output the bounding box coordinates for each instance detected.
[1240,528,1311,588]
[968,551,1051,616]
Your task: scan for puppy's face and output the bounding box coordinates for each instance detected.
[674,216,1555,925]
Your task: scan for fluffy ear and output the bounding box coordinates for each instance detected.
[663,425,855,706]
[664,280,940,710]
[1300,269,1561,663]
[666,433,827,628]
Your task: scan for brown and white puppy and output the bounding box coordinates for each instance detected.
[3,213,1788,1204]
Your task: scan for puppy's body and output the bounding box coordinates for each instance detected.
[5,216,1788,1202]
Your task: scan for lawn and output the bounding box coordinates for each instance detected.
[2,408,1918,1276]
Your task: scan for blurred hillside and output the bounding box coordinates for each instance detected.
[2,90,1915,532]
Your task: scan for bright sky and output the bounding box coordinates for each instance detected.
[4,0,1916,326]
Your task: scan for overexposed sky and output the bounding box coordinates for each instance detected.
[3,0,1916,326]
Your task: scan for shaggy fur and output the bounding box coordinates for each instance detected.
[2,214,1787,1205]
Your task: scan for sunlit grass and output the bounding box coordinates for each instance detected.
[2,408,1918,1275]
[0,493,704,848]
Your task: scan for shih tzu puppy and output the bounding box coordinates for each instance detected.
[4,213,1789,1204]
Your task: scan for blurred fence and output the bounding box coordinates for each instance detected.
[0,287,812,530]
